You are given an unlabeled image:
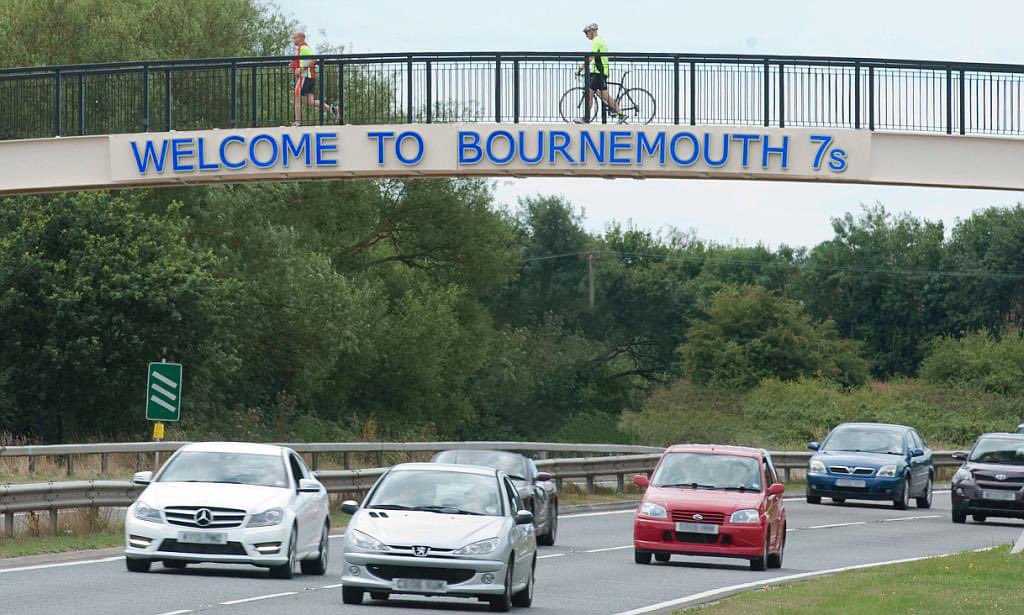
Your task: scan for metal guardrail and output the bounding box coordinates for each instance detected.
[3,51,1024,140]
[1,449,965,537]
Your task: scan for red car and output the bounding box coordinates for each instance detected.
[632,444,786,570]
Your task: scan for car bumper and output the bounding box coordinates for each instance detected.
[952,484,1024,518]
[124,517,292,566]
[807,474,903,501]
[633,518,766,559]
[341,551,507,596]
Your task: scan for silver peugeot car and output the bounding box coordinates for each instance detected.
[339,462,537,611]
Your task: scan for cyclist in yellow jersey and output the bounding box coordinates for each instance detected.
[291,31,339,127]
[581,23,625,123]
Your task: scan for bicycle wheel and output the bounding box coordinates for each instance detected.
[558,87,589,123]
[620,88,656,125]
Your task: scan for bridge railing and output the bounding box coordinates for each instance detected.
[2,52,1024,141]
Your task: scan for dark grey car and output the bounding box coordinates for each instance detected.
[432,450,558,546]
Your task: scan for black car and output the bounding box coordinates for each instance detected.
[431,449,558,545]
[951,432,1024,523]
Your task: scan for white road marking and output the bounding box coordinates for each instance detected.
[584,545,633,554]
[883,515,941,522]
[0,555,124,574]
[806,521,867,530]
[1011,529,1024,555]
[320,583,346,589]
[560,509,635,519]
[538,553,567,560]
[154,610,192,615]
[219,591,296,606]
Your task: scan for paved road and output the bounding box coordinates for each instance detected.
[2,493,1020,615]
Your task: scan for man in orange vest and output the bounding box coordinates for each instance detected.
[291,32,338,126]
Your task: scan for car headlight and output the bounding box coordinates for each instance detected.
[452,537,501,556]
[877,465,899,478]
[729,509,761,524]
[134,501,163,523]
[953,467,973,483]
[246,507,284,527]
[348,529,390,552]
[809,459,826,474]
[638,502,668,519]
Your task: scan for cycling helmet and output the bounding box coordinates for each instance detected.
[583,22,599,33]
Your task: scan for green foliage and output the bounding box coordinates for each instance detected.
[679,285,868,389]
[920,331,1024,395]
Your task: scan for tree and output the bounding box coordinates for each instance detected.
[679,285,868,389]
[920,331,1024,395]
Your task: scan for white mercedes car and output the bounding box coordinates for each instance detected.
[124,442,330,578]
[340,462,537,611]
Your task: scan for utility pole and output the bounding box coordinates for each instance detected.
[587,252,595,308]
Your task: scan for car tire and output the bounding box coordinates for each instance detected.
[654,553,670,563]
[916,476,933,509]
[269,526,297,579]
[767,525,785,569]
[489,558,514,612]
[300,522,329,575]
[634,549,652,565]
[952,509,967,524]
[749,533,769,571]
[126,557,151,573]
[832,498,846,504]
[893,477,910,510]
[972,514,987,523]
[369,592,389,601]
[162,560,187,569]
[342,586,364,605]
[511,556,535,607]
[806,495,821,504]
[537,501,557,546]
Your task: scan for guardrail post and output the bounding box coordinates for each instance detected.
[868,66,875,130]
[784,467,792,483]
[854,62,861,129]
[136,452,142,472]
[376,450,384,467]
[689,60,696,125]
[778,63,785,128]
[959,68,966,135]
[945,66,952,135]
[616,473,624,493]
[673,56,680,125]
[142,64,150,132]
[311,452,320,471]
[50,509,58,536]
[426,59,433,124]
[53,69,62,136]
[406,55,414,123]
[4,512,13,538]
[555,477,563,492]
[495,55,502,123]
[100,453,109,475]
[230,62,238,128]
[77,73,86,135]
[512,59,520,124]
[28,455,36,474]
[585,475,595,494]
[66,454,74,477]
[343,452,351,469]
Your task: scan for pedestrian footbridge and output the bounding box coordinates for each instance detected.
[2,52,1024,195]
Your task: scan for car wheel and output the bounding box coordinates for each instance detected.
[369,592,389,601]
[806,495,821,504]
[269,526,297,579]
[832,498,846,504]
[893,477,910,510]
[952,509,967,524]
[916,476,933,509]
[162,560,187,570]
[972,514,987,523]
[300,522,329,575]
[749,533,769,571]
[511,556,535,607]
[488,558,513,612]
[654,553,670,563]
[537,501,557,546]
[634,549,652,565]
[125,557,151,573]
[342,586,364,604]
[767,525,785,569]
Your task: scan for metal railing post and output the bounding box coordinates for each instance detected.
[673,56,680,125]
[854,62,861,129]
[142,64,150,132]
[406,55,414,123]
[230,62,238,128]
[959,68,966,135]
[945,66,953,135]
[868,65,875,130]
[495,55,502,123]
[318,58,326,125]
[164,70,173,131]
[77,73,85,135]
[337,62,345,125]
[778,63,785,128]
[763,59,770,127]
[512,59,520,124]
[426,59,433,123]
[250,66,258,127]
[584,55,592,123]
[52,69,61,136]
[689,60,696,125]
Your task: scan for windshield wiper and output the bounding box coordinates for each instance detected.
[507,475,527,481]
[413,505,484,515]
[181,480,243,484]
[658,482,718,490]
[369,504,414,510]
[722,486,753,492]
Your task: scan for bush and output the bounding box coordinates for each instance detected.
[920,331,1024,395]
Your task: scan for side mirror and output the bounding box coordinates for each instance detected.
[514,509,534,525]
[535,471,553,482]
[340,500,360,515]
[132,471,153,486]
[298,478,321,493]
[910,448,925,458]
[807,442,820,451]
[767,483,785,496]
[632,474,650,489]
[952,452,968,461]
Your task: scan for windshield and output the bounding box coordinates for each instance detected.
[432,450,529,480]
[367,469,502,516]
[651,453,762,491]
[823,427,905,455]
[969,438,1024,465]
[157,451,288,488]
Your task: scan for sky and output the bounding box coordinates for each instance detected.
[283,0,1024,247]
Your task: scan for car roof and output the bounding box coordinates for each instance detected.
[664,444,764,459]
[833,422,911,432]
[977,432,1024,440]
[391,462,499,477]
[179,441,287,456]
[434,449,525,458]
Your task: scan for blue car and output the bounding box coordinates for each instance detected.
[806,422,933,510]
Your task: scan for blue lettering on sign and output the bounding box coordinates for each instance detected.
[282,133,311,167]
[762,135,789,169]
[171,138,195,172]
[196,137,220,171]
[395,131,423,165]
[608,131,632,165]
[549,131,575,164]
[637,132,666,165]
[669,132,699,166]
[367,131,395,165]
[458,131,483,164]
[220,136,247,169]
[315,132,338,166]
[249,134,278,169]
[519,131,544,165]
[730,134,761,168]
[486,130,516,165]
[580,131,605,164]
[130,140,169,173]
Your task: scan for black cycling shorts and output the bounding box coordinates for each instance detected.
[589,74,608,91]
[295,77,316,96]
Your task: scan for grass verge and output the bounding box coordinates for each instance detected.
[0,531,123,559]
[689,546,1022,614]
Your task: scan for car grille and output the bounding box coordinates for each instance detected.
[159,539,247,555]
[674,532,720,544]
[386,545,456,558]
[671,510,725,525]
[829,466,875,476]
[367,565,474,585]
[164,506,247,529]
[974,473,1024,490]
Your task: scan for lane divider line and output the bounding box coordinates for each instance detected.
[154,610,193,615]
[320,583,346,589]
[584,545,633,554]
[805,521,867,530]
[538,553,567,560]
[0,555,124,574]
[219,591,297,606]
[882,515,941,522]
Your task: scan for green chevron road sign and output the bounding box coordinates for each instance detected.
[146,362,182,422]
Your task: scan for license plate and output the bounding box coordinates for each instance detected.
[177,531,227,545]
[835,479,866,488]
[394,578,447,593]
[675,522,719,535]
[982,490,1017,502]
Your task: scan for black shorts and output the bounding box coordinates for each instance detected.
[295,77,316,96]
[589,74,608,91]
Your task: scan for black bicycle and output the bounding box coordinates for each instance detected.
[558,71,657,125]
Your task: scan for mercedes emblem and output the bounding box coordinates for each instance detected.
[194,508,213,527]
